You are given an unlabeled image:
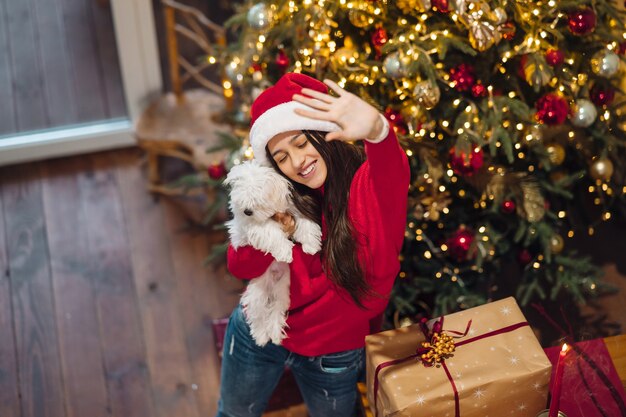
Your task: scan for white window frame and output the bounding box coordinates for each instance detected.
[0,0,162,166]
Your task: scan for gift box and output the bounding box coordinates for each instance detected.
[544,338,626,417]
[366,297,552,417]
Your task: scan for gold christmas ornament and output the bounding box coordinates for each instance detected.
[413,80,441,109]
[396,0,432,14]
[348,2,376,28]
[523,54,553,88]
[549,234,564,254]
[469,19,501,52]
[520,180,545,222]
[492,7,507,25]
[546,143,566,166]
[589,157,614,182]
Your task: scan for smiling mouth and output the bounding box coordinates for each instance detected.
[299,161,316,178]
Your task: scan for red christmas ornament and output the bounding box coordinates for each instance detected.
[449,146,484,176]
[471,82,487,98]
[251,63,263,72]
[276,50,290,72]
[545,49,564,67]
[535,93,569,125]
[517,249,533,266]
[446,228,475,262]
[208,161,227,179]
[618,41,626,55]
[449,64,476,92]
[567,8,597,36]
[501,200,516,214]
[371,26,388,59]
[590,85,616,107]
[501,22,516,41]
[432,0,450,13]
[384,108,407,135]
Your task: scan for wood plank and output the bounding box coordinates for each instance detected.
[0,168,21,417]
[5,0,48,132]
[40,156,109,417]
[33,0,78,127]
[605,334,626,391]
[80,151,155,417]
[89,0,127,119]
[0,0,17,136]
[161,200,242,417]
[1,163,65,417]
[114,148,200,417]
[58,0,106,122]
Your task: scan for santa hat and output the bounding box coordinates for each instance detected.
[249,73,341,166]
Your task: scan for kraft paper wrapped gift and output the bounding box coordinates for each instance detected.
[366,297,552,417]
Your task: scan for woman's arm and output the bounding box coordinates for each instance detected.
[227,244,274,280]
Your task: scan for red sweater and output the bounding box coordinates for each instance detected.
[227,129,410,356]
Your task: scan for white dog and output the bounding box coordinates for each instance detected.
[224,160,322,346]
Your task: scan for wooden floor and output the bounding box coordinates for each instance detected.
[0,147,243,417]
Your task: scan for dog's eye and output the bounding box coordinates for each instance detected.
[244,209,253,216]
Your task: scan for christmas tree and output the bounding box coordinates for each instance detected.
[208,0,626,329]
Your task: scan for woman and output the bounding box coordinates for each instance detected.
[217,73,409,417]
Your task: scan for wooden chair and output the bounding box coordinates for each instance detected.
[135,0,231,196]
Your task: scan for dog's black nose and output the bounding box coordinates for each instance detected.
[244,209,253,216]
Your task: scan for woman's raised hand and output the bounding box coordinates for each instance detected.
[292,79,384,142]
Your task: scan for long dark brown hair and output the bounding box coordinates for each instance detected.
[266,130,376,308]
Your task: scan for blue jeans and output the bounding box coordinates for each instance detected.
[216,304,364,417]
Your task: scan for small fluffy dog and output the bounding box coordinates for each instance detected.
[224,160,322,346]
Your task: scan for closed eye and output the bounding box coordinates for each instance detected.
[296,139,308,148]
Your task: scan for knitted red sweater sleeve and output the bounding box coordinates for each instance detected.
[227,244,274,279]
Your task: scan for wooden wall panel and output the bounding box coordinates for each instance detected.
[0,0,17,136]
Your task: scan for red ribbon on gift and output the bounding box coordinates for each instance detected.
[373,316,530,417]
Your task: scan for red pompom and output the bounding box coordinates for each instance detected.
[545,49,564,67]
[449,146,484,176]
[449,64,476,92]
[208,161,227,179]
[535,93,569,125]
[446,228,475,262]
[568,8,596,35]
[590,85,615,107]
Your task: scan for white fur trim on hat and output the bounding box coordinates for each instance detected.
[250,101,341,166]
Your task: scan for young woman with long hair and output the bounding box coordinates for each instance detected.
[216,73,410,417]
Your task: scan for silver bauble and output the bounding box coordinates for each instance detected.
[383,52,408,79]
[571,99,597,127]
[413,80,440,109]
[247,3,272,30]
[590,50,620,77]
[224,60,244,82]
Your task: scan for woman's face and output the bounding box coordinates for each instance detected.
[267,130,328,189]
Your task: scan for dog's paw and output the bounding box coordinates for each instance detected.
[301,241,322,255]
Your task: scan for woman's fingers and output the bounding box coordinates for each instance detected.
[292,94,331,111]
[293,107,333,121]
[299,88,335,103]
[325,131,344,141]
[323,79,345,96]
